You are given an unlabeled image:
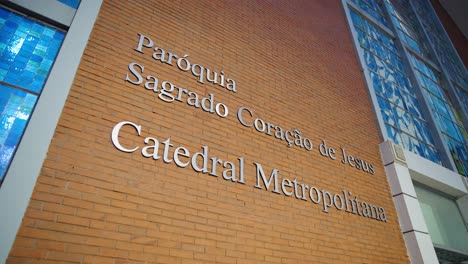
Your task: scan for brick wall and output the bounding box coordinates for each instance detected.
[8,0,409,263]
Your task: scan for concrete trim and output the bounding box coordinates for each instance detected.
[7,0,77,27]
[380,141,440,264]
[384,162,417,197]
[393,193,429,233]
[0,1,103,262]
[403,231,440,264]
[404,149,468,197]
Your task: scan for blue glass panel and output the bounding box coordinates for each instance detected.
[382,37,397,54]
[389,52,404,72]
[385,124,402,145]
[351,7,443,165]
[375,55,397,82]
[395,71,413,94]
[401,92,423,118]
[350,10,364,28]
[0,7,65,183]
[400,132,413,150]
[443,97,460,125]
[0,7,64,94]
[0,84,37,181]
[350,0,387,25]
[377,96,397,126]
[407,115,420,141]
[412,0,467,91]
[454,142,468,162]
[444,135,466,173]
[439,115,463,142]
[414,117,435,146]
[363,50,402,84]
[434,108,447,129]
[420,74,444,99]
[355,27,369,49]
[394,108,412,135]
[410,137,424,156]
[413,54,468,173]
[363,50,378,72]
[394,17,416,39]
[430,94,450,119]
[421,143,441,164]
[414,60,438,83]
[58,0,81,9]
[370,71,384,95]
[383,80,403,108]
[351,10,396,51]
[363,0,385,13]
[401,32,422,54]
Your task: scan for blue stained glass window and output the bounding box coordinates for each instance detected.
[419,141,440,163]
[412,116,435,146]
[0,10,64,94]
[0,84,37,177]
[384,82,404,108]
[417,72,444,99]
[399,31,422,54]
[401,92,423,118]
[454,85,468,115]
[395,108,412,134]
[58,0,81,9]
[386,124,402,145]
[377,96,397,126]
[410,54,468,175]
[0,7,65,185]
[370,71,384,95]
[386,0,434,59]
[349,8,441,164]
[350,0,388,26]
[413,0,467,89]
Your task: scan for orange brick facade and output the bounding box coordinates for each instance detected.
[8,1,409,263]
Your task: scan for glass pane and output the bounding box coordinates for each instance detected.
[401,92,422,118]
[350,0,387,25]
[431,94,450,119]
[0,7,65,184]
[394,107,412,134]
[370,71,384,95]
[454,85,468,115]
[382,80,403,108]
[0,84,37,180]
[421,143,441,164]
[350,9,440,162]
[58,0,81,9]
[385,124,402,145]
[377,96,397,126]
[0,8,64,93]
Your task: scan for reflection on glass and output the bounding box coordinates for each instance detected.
[0,8,64,183]
[410,54,468,175]
[349,9,441,164]
[0,84,37,178]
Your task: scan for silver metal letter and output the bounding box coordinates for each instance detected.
[111,121,141,153]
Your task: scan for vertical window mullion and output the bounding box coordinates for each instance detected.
[408,0,468,134]
[379,0,457,171]
[346,0,443,164]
